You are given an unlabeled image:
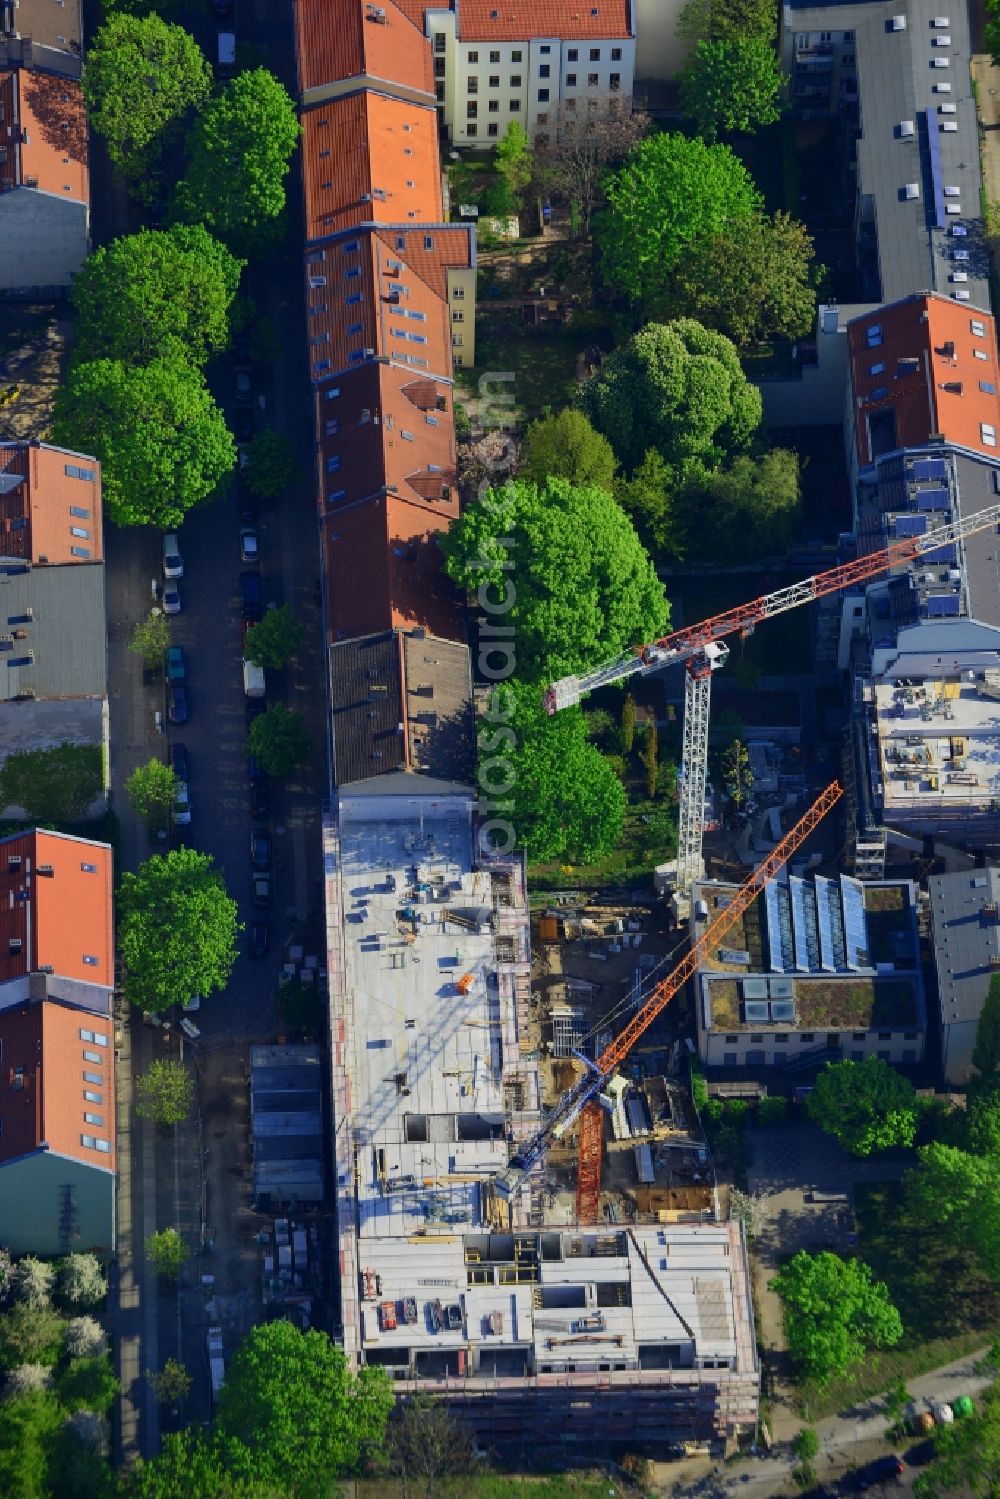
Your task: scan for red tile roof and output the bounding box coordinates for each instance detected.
[849,294,1000,468]
[0,70,88,204]
[322,493,462,642]
[0,1000,116,1172]
[0,443,103,565]
[456,0,633,41]
[294,0,434,101]
[0,830,113,988]
[302,92,442,243]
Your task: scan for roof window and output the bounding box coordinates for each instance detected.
[972,319,987,336]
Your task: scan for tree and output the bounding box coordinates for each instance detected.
[245,428,298,499]
[246,705,311,780]
[441,477,668,685]
[55,1358,119,1414]
[130,611,172,673]
[385,1394,475,1499]
[146,1229,188,1284]
[215,1321,394,1494]
[772,1251,903,1386]
[173,70,301,249]
[63,1318,106,1363]
[11,1259,54,1311]
[913,1375,1000,1496]
[83,15,212,172]
[641,720,659,799]
[521,410,616,492]
[134,1059,195,1128]
[0,1391,63,1499]
[973,974,1000,1081]
[118,847,240,1013]
[71,227,244,368]
[793,1427,820,1462]
[620,694,636,755]
[0,1306,65,1367]
[485,683,626,864]
[52,355,236,530]
[278,978,325,1041]
[535,98,651,237]
[666,212,816,349]
[126,759,181,832]
[244,606,302,669]
[57,1256,106,1310]
[0,744,103,823]
[986,0,1000,71]
[614,448,680,555]
[679,38,783,142]
[905,1144,1000,1281]
[598,133,761,306]
[721,739,753,809]
[4,1365,51,1397]
[674,448,800,562]
[146,1360,192,1409]
[967,1087,1000,1157]
[579,320,762,476]
[677,0,777,46]
[494,121,533,209]
[121,1432,276,1499]
[807,1057,919,1156]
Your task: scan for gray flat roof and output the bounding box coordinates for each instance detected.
[0,561,106,701]
[789,0,987,305]
[929,867,1000,1024]
[954,452,1000,631]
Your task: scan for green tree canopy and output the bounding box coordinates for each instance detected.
[83,15,212,171]
[215,1322,394,1494]
[579,320,762,476]
[246,705,311,780]
[0,744,102,823]
[986,0,1000,70]
[245,428,298,499]
[675,448,801,561]
[598,133,761,306]
[495,121,533,208]
[71,227,244,367]
[244,606,302,669]
[134,1058,195,1128]
[521,409,617,492]
[146,1229,188,1283]
[119,1431,268,1499]
[174,70,300,249]
[0,1306,65,1368]
[772,1250,903,1386]
[54,1357,119,1414]
[973,973,1000,1081]
[679,38,783,142]
[0,1391,64,1499]
[677,0,777,45]
[119,847,240,1013]
[52,355,235,529]
[483,682,627,864]
[125,759,181,831]
[440,477,668,684]
[914,1373,1000,1497]
[666,211,816,349]
[146,1360,192,1409]
[130,611,172,672]
[57,1255,107,1310]
[613,449,679,556]
[905,1142,1000,1281]
[807,1057,918,1156]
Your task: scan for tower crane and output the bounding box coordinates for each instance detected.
[544,504,1000,895]
[494,782,843,1219]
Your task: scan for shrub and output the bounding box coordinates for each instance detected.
[4,1364,52,1397]
[0,1306,64,1368]
[12,1258,54,1310]
[57,1255,106,1310]
[723,1098,750,1125]
[64,1408,108,1455]
[64,1318,106,1362]
[757,1095,788,1124]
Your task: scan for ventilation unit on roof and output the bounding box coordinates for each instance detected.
[899,119,915,138]
[904,182,920,199]
[890,13,906,26]
[942,121,959,131]
[932,14,951,24]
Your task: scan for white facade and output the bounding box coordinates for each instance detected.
[426,13,636,146]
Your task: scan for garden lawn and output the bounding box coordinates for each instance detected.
[459,314,594,425]
[800,1180,1000,1417]
[529,793,676,890]
[359,1475,627,1499]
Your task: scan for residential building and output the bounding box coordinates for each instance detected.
[0,828,116,1255]
[929,867,1000,1085]
[0,66,89,292]
[423,0,636,148]
[0,442,107,802]
[783,0,985,306]
[0,0,84,77]
[692,874,925,1072]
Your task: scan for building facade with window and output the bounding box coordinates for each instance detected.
[423,0,635,147]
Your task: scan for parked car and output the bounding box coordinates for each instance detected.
[237,444,251,476]
[233,406,255,442]
[240,526,259,563]
[162,581,181,615]
[165,645,186,681]
[172,779,191,825]
[843,1454,905,1491]
[239,494,259,526]
[250,828,271,870]
[250,775,270,820]
[248,920,271,959]
[235,362,251,399]
[253,871,272,908]
[167,683,188,724]
[169,742,189,782]
[162,533,183,579]
[240,570,263,623]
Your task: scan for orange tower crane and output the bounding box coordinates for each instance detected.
[494,782,843,1215]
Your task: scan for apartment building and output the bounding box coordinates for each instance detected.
[0,63,89,292]
[424,0,636,147]
[0,0,84,77]
[693,875,925,1074]
[0,828,116,1254]
[929,867,1000,1085]
[783,0,984,306]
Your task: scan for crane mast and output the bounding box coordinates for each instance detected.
[495,783,843,1211]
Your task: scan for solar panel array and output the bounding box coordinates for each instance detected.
[893,514,928,537]
[911,457,947,482]
[841,875,870,970]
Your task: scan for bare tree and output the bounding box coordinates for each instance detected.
[535,97,651,236]
[385,1393,476,1498]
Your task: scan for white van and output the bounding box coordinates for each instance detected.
[243,658,265,698]
[217,31,236,75]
